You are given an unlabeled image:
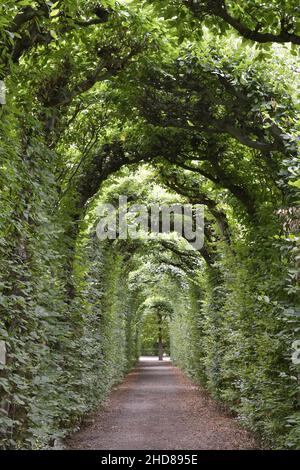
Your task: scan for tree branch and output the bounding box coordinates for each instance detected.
[185,0,300,45]
[217,6,300,45]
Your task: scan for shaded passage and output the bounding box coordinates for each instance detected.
[66,358,258,450]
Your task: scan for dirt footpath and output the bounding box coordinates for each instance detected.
[66,358,258,450]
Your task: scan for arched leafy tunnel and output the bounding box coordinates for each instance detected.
[0,0,299,450]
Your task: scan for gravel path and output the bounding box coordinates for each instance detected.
[66,358,258,450]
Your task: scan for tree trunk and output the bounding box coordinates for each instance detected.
[158,313,163,361]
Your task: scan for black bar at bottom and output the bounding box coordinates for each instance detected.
[0,449,295,467]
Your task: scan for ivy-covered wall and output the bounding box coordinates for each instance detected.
[170,222,300,449]
[0,170,140,449]
[1,0,300,452]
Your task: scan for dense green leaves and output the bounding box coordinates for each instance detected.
[0,0,299,450]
